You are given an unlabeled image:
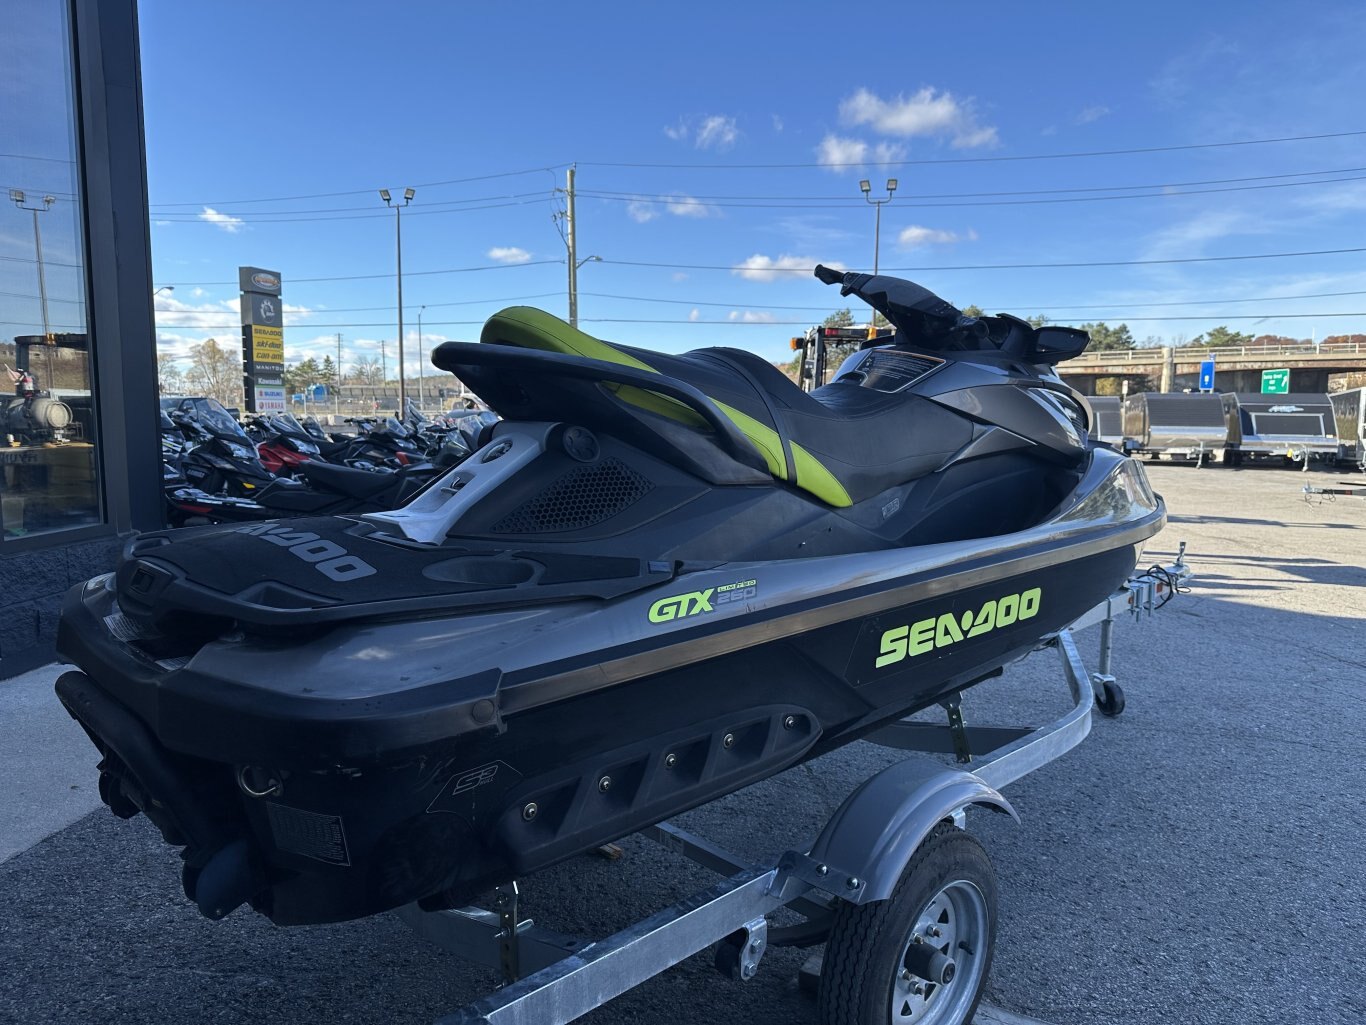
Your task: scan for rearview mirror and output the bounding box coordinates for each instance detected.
[1029,326,1090,364]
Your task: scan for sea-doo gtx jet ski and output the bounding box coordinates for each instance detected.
[56,267,1164,926]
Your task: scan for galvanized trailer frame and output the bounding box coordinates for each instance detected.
[399,553,1192,1025]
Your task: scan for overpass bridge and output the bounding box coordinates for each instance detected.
[1058,341,1366,394]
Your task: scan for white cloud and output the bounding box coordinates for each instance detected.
[688,308,701,322]
[627,201,658,223]
[772,114,784,133]
[727,310,778,323]
[665,194,719,218]
[733,254,840,283]
[816,134,869,168]
[838,87,998,149]
[487,246,531,264]
[191,287,207,298]
[695,115,739,150]
[152,294,316,331]
[664,114,740,150]
[814,135,905,173]
[1075,104,1111,125]
[672,272,689,282]
[898,225,978,249]
[198,206,243,233]
[626,195,719,221]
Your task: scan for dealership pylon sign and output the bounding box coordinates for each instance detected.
[240,266,285,413]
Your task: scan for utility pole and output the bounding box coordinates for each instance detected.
[380,338,388,394]
[335,333,342,415]
[566,165,578,327]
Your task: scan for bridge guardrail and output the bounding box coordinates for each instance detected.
[1073,341,1365,364]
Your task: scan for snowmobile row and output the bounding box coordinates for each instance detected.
[160,398,495,525]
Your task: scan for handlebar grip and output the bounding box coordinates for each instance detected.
[813,264,845,286]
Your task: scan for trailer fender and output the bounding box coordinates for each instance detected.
[781,756,1016,906]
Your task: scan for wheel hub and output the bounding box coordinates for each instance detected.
[890,880,988,1024]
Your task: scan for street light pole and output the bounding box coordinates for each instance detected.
[380,187,415,411]
[858,178,898,275]
[417,305,426,410]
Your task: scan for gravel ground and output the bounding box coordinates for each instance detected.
[2,462,1364,1025]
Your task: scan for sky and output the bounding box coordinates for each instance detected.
[8,1,1366,378]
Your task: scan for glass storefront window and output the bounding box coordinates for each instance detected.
[0,0,101,540]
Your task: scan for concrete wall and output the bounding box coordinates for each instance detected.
[0,537,121,677]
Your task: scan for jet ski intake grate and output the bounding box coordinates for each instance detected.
[492,458,653,533]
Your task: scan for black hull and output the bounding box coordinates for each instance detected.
[56,541,1143,926]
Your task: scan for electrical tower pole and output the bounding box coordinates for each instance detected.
[566,165,578,327]
[380,338,388,395]
[335,333,342,415]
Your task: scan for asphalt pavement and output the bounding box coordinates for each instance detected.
[2,462,1364,1025]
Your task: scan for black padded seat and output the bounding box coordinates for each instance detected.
[478,307,973,507]
[298,460,397,499]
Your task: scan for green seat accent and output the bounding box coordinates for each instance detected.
[481,307,655,372]
[792,442,853,507]
[481,307,854,507]
[482,307,708,429]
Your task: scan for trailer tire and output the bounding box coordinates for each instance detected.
[817,823,996,1025]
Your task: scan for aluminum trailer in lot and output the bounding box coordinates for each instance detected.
[1087,395,1124,448]
[1220,392,1338,466]
[1330,387,1365,470]
[1121,392,1228,463]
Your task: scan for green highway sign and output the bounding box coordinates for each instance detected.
[1261,368,1290,395]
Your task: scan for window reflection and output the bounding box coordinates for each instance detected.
[0,0,101,539]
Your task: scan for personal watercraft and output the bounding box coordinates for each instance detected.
[56,267,1165,927]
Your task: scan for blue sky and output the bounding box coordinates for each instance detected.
[11,1,1366,377]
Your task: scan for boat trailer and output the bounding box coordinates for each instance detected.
[398,548,1192,1025]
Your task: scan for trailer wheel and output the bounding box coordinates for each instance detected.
[1094,679,1126,717]
[818,824,996,1025]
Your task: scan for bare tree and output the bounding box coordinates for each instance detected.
[349,355,381,385]
[156,353,186,395]
[185,337,243,407]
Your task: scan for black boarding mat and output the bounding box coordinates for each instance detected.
[115,517,672,630]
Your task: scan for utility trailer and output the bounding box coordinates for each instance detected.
[1121,392,1228,464]
[1220,392,1337,468]
[1330,388,1366,471]
[400,553,1192,1025]
[1086,395,1124,448]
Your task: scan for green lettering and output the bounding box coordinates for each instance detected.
[935,612,965,648]
[876,626,909,668]
[908,618,936,657]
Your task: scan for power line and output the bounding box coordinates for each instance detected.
[577,166,1366,202]
[150,197,552,225]
[576,172,1366,210]
[148,189,551,216]
[578,129,1366,169]
[581,287,1366,314]
[148,164,568,208]
[145,310,1366,332]
[164,258,565,288]
[601,246,1366,274]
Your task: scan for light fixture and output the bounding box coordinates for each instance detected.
[378,188,391,203]
[859,179,871,194]
[403,187,415,202]
[886,178,898,193]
